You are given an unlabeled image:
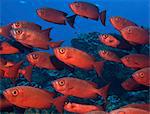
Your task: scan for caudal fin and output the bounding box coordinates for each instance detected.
[99,10,106,26]
[53,96,67,113]
[67,15,76,28]
[49,40,64,48]
[97,83,110,101]
[21,65,33,82]
[93,61,105,76]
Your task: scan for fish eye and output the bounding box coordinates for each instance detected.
[59,48,65,54]
[109,39,114,43]
[102,34,108,39]
[127,28,132,33]
[31,53,39,59]
[139,72,144,78]
[15,22,20,27]
[117,111,125,114]
[58,80,65,86]
[15,29,22,35]
[11,89,19,97]
[102,50,107,54]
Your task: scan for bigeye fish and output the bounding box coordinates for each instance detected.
[52,77,110,100]
[37,8,76,28]
[121,26,149,45]
[69,1,106,26]
[64,102,103,114]
[121,54,150,69]
[0,42,20,54]
[110,16,137,31]
[0,24,12,39]
[54,47,104,76]
[3,86,67,113]
[11,21,42,30]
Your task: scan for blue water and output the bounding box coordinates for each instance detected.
[0,0,149,46]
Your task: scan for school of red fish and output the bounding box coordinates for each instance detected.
[0,1,149,114]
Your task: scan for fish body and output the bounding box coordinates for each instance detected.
[11,21,42,30]
[0,42,20,54]
[54,47,104,75]
[64,102,103,114]
[3,86,66,113]
[99,50,121,62]
[121,54,150,69]
[109,107,149,114]
[52,77,110,100]
[10,28,52,49]
[69,1,106,26]
[0,24,12,38]
[110,16,137,31]
[37,8,76,28]
[121,26,149,45]
[132,67,150,86]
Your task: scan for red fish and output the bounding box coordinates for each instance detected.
[54,47,104,75]
[3,86,67,113]
[69,1,106,26]
[132,67,150,86]
[121,26,149,45]
[110,16,137,31]
[0,42,20,54]
[122,103,150,111]
[11,21,41,30]
[0,24,12,39]
[64,102,103,114]
[109,107,149,114]
[10,28,52,49]
[121,54,150,69]
[52,77,110,100]
[99,50,121,63]
[49,40,64,48]
[37,8,76,28]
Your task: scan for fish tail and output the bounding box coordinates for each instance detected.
[49,40,64,48]
[21,65,33,82]
[99,10,106,26]
[66,15,77,28]
[97,83,110,102]
[52,95,67,113]
[94,61,105,76]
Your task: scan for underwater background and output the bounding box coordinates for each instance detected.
[0,0,150,114]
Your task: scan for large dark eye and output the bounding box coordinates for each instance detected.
[127,28,132,33]
[15,22,20,27]
[58,80,65,86]
[11,89,19,97]
[139,72,144,78]
[31,54,39,59]
[15,30,22,35]
[102,34,108,39]
[59,48,65,54]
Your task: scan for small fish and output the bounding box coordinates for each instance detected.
[0,42,20,54]
[49,40,64,48]
[69,1,106,26]
[10,28,52,49]
[132,67,150,86]
[52,77,110,100]
[121,26,149,45]
[122,103,150,111]
[11,21,42,30]
[121,54,150,69]
[0,24,12,38]
[37,8,76,28]
[99,50,121,63]
[64,102,103,114]
[54,47,104,75]
[110,16,137,31]
[109,107,149,114]
[3,86,67,113]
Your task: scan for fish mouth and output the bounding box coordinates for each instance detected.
[3,90,9,97]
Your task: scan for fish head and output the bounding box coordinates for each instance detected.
[99,50,109,58]
[52,77,70,93]
[26,52,40,65]
[3,86,24,105]
[69,1,82,12]
[64,102,77,112]
[121,55,132,66]
[11,21,23,29]
[36,8,47,18]
[10,28,26,40]
[121,26,134,40]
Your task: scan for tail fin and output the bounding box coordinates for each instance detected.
[52,96,67,113]
[66,15,76,28]
[97,83,110,101]
[49,40,64,48]
[20,65,33,82]
[93,61,105,76]
[99,10,106,26]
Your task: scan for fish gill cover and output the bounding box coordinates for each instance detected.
[0,0,149,114]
